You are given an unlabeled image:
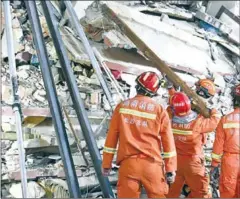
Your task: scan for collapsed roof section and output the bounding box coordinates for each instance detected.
[74,1,237,77]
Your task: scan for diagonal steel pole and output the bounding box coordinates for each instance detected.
[64,1,115,113]
[24,1,81,197]
[41,1,115,197]
[3,1,28,197]
[93,47,127,101]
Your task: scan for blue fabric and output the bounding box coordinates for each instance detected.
[199,21,219,35]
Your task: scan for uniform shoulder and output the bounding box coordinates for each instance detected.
[223,109,239,121]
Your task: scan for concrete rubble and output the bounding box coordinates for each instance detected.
[1,1,239,198]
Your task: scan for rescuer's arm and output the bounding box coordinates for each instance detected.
[166,105,173,119]
[159,107,177,172]
[196,108,221,133]
[102,104,120,169]
[211,118,225,167]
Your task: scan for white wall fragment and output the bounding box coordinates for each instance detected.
[9,181,46,198]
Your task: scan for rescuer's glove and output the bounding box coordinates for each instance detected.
[166,80,174,89]
[102,168,111,177]
[161,75,173,89]
[166,171,176,184]
[210,166,219,180]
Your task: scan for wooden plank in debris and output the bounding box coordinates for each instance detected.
[102,2,211,117]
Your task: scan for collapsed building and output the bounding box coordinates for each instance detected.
[1,0,240,198]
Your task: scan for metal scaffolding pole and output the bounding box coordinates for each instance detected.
[41,1,115,197]
[24,1,81,198]
[3,1,28,197]
[64,1,115,112]
[93,47,127,101]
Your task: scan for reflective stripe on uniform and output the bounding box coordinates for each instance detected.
[103,146,117,154]
[119,108,157,120]
[163,151,176,158]
[212,113,221,118]
[223,123,240,129]
[211,153,222,160]
[173,129,192,135]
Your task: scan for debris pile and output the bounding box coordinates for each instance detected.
[1,1,239,198]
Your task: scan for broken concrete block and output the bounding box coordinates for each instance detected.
[39,16,49,38]
[1,122,14,132]
[2,84,12,104]
[90,92,100,105]
[51,67,60,84]
[103,29,136,49]
[9,181,46,198]
[17,65,38,71]
[33,90,46,103]
[80,141,87,149]
[11,1,23,9]
[96,137,106,149]
[89,74,100,86]
[78,175,100,188]
[38,89,46,96]
[60,27,91,66]
[213,74,226,89]
[160,13,170,23]
[80,92,87,100]
[73,65,83,72]
[24,138,50,148]
[72,154,87,167]
[17,69,29,79]
[18,85,27,100]
[2,67,6,74]
[189,1,204,12]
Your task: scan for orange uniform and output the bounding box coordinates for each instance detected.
[211,107,240,198]
[102,95,177,198]
[166,88,221,198]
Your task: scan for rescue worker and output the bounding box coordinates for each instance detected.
[165,91,221,198]
[167,77,217,151]
[211,84,240,198]
[102,71,177,198]
[195,78,216,100]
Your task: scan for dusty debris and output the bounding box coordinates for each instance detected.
[2,16,24,58]
[9,181,46,198]
[39,179,69,198]
[160,14,170,23]
[60,27,91,66]
[24,138,50,148]
[195,11,232,35]
[136,2,195,21]
[1,1,239,198]
[103,29,136,49]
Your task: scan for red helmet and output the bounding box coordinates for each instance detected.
[170,92,191,116]
[136,71,161,95]
[233,84,240,101]
[195,79,216,98]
